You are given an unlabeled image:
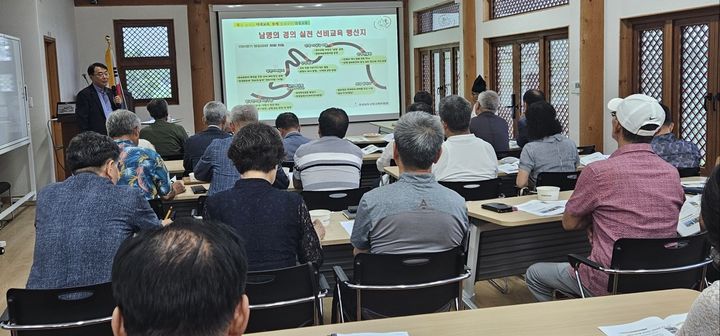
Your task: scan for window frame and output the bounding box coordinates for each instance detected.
[486,0,569,21]
[414,1,461,35]
[113,19,179,106]
[415,44,460,110]
[487,28,569,135]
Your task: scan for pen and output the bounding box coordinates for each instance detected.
[164,206,173,220]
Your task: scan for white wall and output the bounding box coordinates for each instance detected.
[475,1,581,145]
[0,0,78,194]
[603,0,718,153]
[74,5,195,134]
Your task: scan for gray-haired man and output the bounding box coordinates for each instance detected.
[183,101,231,173]
[194,104,288,195]
[351,112,469,255]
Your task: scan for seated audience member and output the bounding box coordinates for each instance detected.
[515,89,545,148]
[205,123,323,271]
[413,90,434,112]
[27,132,160,289]
[469,90,510,152]
[676,166,720,336]
[376,102,434,172]
[183,101,230,174]
[525,94,683,301]
[139,98,188,158]
[651,103,701,169]
[275,112,310,161]
[516,101,579,189]
[433,95,498,182]
[111,218,249,336]
[107,110,185,200]
[352,112,468,254]
[195,105,288,195]
[293,108,363,191]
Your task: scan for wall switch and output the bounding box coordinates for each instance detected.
[570,81,580,94]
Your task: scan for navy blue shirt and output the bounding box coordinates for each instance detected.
[469,112,510,152]
[205,178,322,271]
[651,133,702,168]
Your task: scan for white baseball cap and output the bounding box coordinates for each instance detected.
[607,94,664,137]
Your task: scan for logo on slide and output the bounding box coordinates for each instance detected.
[374,16,392,30]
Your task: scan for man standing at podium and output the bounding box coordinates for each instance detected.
[76,62,121,135]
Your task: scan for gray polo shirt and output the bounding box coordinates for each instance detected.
[351,173,468,254]
[293,136,363,191]
[519,133,580,184]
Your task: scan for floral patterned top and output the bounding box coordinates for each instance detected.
[115,139,172,200]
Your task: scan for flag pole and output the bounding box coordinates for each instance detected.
[105,35,126,109]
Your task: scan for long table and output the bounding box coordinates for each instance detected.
[250,289,698,336]
[462,191,591,308]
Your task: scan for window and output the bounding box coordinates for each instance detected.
[114,19,178,105]
[489,0,569,20]
[415,2,460,34]
[488,29,570,137]
[417,45,460,111]
[622,7,720,173]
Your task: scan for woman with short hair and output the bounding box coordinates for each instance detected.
[204,123,323,271]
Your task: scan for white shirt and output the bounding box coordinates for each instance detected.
[432,134,498,182]
[376,140,395,172]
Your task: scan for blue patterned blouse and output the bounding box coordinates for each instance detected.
[651,133,702,168]
[115,139,172,200]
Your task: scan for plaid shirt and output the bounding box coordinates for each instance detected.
[651,133,702,168]
[565,143,684,296]
[115,139,172,200]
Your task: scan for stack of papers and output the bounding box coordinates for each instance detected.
[498,162,519,174]
[515,200,568,216]
[681,177,707,189]
[599,313,687,336]
[580,152,610,166]
[361,145,384,155]
[677,194,701,237]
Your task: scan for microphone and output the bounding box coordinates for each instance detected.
[82,74,89,85]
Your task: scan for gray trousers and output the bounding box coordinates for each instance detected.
[525,262,593,302]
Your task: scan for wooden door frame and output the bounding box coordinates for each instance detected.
[44,36,64,182]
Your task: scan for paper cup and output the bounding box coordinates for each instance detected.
[309,209,332,227]
[536,186,560,201]
[189,172,195,181]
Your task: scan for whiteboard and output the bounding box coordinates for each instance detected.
[0,34,29,152]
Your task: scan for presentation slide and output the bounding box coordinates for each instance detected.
[220,14,401,122]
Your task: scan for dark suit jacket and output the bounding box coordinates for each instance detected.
[75,84,120,135]
[183,126,231,173]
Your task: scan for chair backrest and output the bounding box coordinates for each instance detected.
[439,178,501,201]
[608,233,710,294]
[281,161,294,172]
[677,167,700,178]
[301,187,371,211]
[244,263,321,333]
[3,282,114,336]
[536,171,580,191]
[147,199,164,219]
[495,149,521,159]
[577,145,596,155]
[350,247,466,319]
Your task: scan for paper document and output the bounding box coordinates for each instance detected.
[677,195,701,237]
[383,133,394,142]
[340,220,355,236]
[498,162,519,174]
[333,333,409,336]
[599,313,687,336]
[580,152,610,166]
[681,177,707,189]
[514,200,568,216]
[361,144,384,155]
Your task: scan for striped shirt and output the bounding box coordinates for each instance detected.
[293,136,363,191]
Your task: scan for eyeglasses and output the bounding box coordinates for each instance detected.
[93,71,109,78]
[611,111,617,118]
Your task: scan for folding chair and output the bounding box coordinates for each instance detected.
[333,247,470,322]
[439,178,501,201]
[0,282,114,336]
[245,263,329,333]
[536,171,581,191]
[568,233,712,297]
